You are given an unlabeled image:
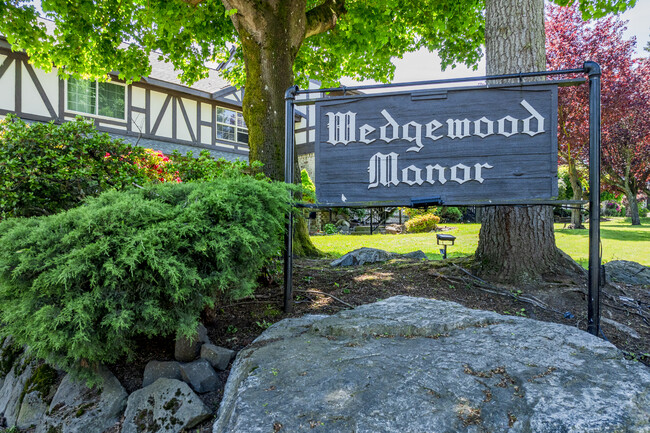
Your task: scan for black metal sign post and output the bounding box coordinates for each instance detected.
[283,64,602,337]
[585,61,601,336]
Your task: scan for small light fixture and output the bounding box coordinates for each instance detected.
[436,233,456,259]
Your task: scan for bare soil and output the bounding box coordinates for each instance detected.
[110,256,650,432]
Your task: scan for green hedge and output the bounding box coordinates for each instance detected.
[0,178,291,382]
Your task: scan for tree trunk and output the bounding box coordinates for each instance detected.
[232,1,320,256]
[623,183,641,225]
[567,158,585,229]
[477,0,580,283]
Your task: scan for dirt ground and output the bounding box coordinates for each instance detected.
[110,256,650,432]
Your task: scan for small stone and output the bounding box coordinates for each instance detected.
[143,361,182,388]
[330,248,428,267]
[200,344,234,371]
[174,324,209,362]
[122,378,210,433]
[180,359,220,394]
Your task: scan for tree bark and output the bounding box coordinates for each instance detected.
[226,0,320,256]
[623,183,641,225]
[477,0,581,282]
[567,158,585,229]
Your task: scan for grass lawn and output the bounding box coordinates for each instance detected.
[311,217,650,267]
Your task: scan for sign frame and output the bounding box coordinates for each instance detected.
[283,63,602,338]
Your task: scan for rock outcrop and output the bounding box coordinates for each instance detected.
[331,248,428,267]
[605,260,650,285]
[37,366,127,433]
[214,296,650,433]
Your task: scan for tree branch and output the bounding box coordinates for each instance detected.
[305,0,346,38]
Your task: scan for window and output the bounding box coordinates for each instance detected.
[216,107,248,144]
[67,78,126,120]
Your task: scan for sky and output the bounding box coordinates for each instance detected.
[343,1,650,88]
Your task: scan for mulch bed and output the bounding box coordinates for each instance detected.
[110,256,650,432]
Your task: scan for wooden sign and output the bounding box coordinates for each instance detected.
[314,84,559,206]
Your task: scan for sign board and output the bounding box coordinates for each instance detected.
[314,84,559,206]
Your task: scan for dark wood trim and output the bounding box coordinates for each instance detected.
[23,61,57,118]
[63,112,127,127]
[171,96,177,140]
[0,56,12,81]
[145,89,151,134]
[112,128,250,156]
[151,94,172,136]
[14,59,21,114]
[196,101,201,144]
[131,106,146,114]
[0,109,53,123]
[58,77,64,120]
[212,104,216,147]
[296,142,315,155]
[177,97,196,142]
[127,86,133,132]
[132,81,242,111]
[0,46,28,60]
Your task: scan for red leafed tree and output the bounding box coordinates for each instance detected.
[601,60,650,225]
[545,4,647,227]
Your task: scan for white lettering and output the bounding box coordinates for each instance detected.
[403,121,424,152]
[402,165,424,185]
[359,124,376,144]
[497,115,518,137]
[447,118,472,139]
[450,164,471,184]
[425,120,443,141]
[473,163,494,183]
[520,99,545,136]
[426,164,447,185]
[326,111,356,145]
[368,152,400,189]
[379,110,399,143]
[473,116,494,138]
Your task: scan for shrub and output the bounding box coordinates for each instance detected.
[404,213,440,233]
[323,223,338,234]
[300,169,316,203]
[0,115,153,219]
[0,178,291,383]
[435,206,463,222]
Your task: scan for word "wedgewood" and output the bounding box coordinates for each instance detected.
[326,99,545,152]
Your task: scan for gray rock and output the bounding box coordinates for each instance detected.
[330,247,428,267]
[16,391,48,430]
[605,260,650,285]
[36,366,127,433]
[175,323,210,362]
[143,360,183,388]
[214,296,650,433]
[122,378,211,433]
[0,354,36,427]
[180,359,220,393]
[201,344,235,371]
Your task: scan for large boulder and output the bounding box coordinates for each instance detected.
[36,366,127,433]
[0,354,37,427]
[331,248,428,267]
[214,296,650,433]
[122,378,211,433]
[605,260,650,285]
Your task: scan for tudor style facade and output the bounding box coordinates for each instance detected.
[0,35,255,161]
[0,29,321,174]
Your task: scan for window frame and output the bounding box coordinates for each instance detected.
[215,106,248,145]
[65,78,128,122]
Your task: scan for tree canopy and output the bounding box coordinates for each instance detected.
[0,0,486,87]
